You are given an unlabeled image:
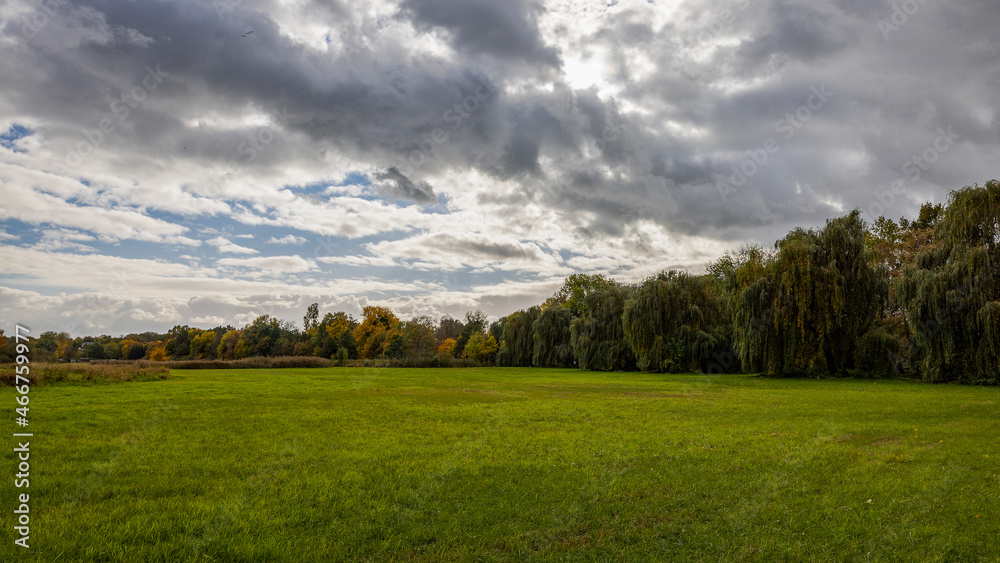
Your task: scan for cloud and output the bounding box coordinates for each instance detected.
[217,255,317,273]
[267,234,307,245]
[207,236,258,254]
[373,167,436,203]
[398,0,561,68]
[0,179,198,245]
[1,0,999,335]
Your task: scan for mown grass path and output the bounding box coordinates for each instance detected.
[2,368,998,561]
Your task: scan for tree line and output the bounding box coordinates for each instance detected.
[3,181,996,383]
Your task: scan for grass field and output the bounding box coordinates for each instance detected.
[2,367,999,562]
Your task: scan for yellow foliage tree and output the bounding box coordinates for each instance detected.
[216,330,241,360]
[353,306,400,359]
[147,341,168,361]
[437,338,457,358]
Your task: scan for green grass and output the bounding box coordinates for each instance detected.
[2,368,999,561]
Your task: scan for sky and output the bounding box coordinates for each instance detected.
[1,0,998,337]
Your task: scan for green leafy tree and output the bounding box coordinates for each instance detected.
[543,274,617,316]
[82,342,105,360]
[304,303,319,333]
[497,307,540,367]
[623,271,729,373]
[454,310,488,358]
[570,284,636,371]
[384,330,405,359]
[731,210,888,376]
[336,329,358,359]
[235,316,292,358]
[464,332,498,364]
[898,181,1000,383]
[532,305,575,368]
[165,325,193,360]
[401,317,437,360]
[34,331,58,361]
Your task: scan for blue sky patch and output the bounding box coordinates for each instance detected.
[0,124,33,152]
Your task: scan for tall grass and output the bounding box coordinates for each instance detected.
[109,356,483,370]
[0,362,170,386]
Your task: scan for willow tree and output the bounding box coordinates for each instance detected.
[570,284,636,371]
[532,305,576,367]
[497,306,540,367]
[816,210,889,373]
[731,210,887,376]
[898,181,1000,383]
[729,255,781,374]
[622,271,729,373]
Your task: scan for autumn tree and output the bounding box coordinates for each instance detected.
[217,330,241,360]
[437,338,457,359]
[147,341,168,361]
[55,333,76,361]
[314,312,356,358]
[189,329,217,359]
[435,316,463,346]
[353,306,400,359]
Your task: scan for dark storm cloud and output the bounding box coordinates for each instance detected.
[3,0,1000,247]
[397,0,560,68]
[374,167,436,203]
[425,234,542,261]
